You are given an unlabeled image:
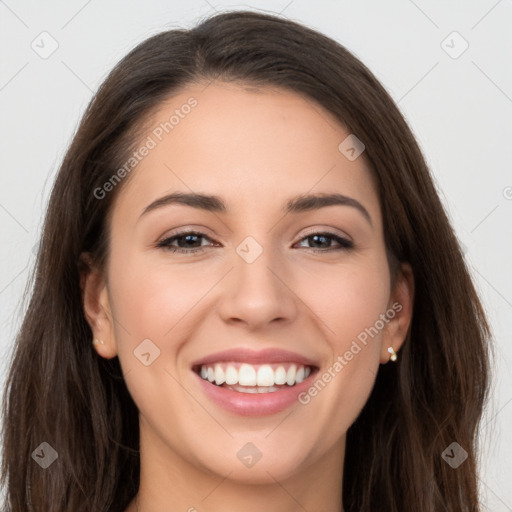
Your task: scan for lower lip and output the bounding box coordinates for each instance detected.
[193,369,317,416]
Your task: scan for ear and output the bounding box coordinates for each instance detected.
[79,252,118,359]
[380,262,414,364]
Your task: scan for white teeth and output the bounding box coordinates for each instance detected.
[286,365,296,386]
[257,386,279,393]
[226,384,281,393]
[232,385,259,393]
[238,364,257,386]
[274,366,287,385]
[256,365,274,386]
[225,365,238,385]
[198,362,313,388]
[214,364,225,385]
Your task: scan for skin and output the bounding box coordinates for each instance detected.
[82,81,414,512]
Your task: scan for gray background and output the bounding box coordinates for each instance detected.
[0,0,511,509]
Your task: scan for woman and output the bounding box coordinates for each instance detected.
[1,10,491,511]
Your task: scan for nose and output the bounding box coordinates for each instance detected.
[216,245,298,331]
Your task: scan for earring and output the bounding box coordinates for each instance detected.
[387,346,397,362]
[93,338,104,345]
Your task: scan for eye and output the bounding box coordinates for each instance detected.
[156,230,354,254]
[294,231,354,252]
[156,230,216,254]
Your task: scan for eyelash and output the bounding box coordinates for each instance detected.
[156,230,354,254]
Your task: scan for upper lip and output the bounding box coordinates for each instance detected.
[191,347,319,368]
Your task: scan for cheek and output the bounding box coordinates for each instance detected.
[105,253,202,435]
[107,249,213,341]
[295,258,390,414]
[105,249,232,422]
[297,256,391,346]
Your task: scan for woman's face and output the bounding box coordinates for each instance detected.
[84,81,413,486]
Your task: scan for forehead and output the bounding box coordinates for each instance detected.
[111,81,381,226]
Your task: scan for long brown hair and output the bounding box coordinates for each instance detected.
[1,10,491,511]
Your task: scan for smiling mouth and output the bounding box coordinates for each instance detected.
[192,362,318,393]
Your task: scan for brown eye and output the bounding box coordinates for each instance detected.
[295,232,354,252]
[157,231,214,254]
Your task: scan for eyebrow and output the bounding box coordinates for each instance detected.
[138,191,372,226]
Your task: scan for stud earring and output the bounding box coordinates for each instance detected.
[387,346,397,362]
[93,338,104,345]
